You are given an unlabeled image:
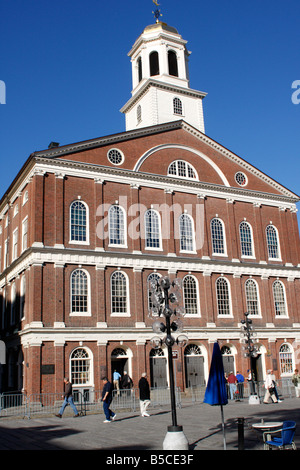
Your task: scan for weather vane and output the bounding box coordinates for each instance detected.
[152,0,162,23]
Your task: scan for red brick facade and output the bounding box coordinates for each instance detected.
[0,120,299,396]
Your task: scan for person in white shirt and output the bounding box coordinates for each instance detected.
[263,370,278,404]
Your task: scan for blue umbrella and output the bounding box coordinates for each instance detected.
[204,342,228,449]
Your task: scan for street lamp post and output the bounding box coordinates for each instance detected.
[149,275,189,449]
[240,312,260,404]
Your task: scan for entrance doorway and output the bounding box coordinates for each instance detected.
[111,348,129,383]
[184,344,205,388]
[150,348,167,388]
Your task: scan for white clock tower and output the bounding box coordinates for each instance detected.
[121,17,207,133]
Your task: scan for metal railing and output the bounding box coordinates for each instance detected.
[187,378,296,402]
[0,379,295,419]
[0,386,182,419]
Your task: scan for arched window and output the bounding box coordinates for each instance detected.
[273,280,288,317]
[168,50,178,77]
[111,271,129,316]
[137,56,143,82]
[173,97,183,115]
[168,160,197,179]
[147,273,161,311]
[211,218,226,255]
[70,201,88,243]
[145,209,161,249]
[71,269,89,315]
[183,275,199,315]
[179,214,194,252]
[239,221,254,257]
[108,205,126,246]
[71,348,91,386]
[266,225,280,259]
[245,279,260,316]
[10,283,16,325]
[150,51,159,76]
[216,277,231,316]
[279,343,293,375]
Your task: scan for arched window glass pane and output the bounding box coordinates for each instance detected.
[70,201,87,242]
[279,344,293,374]
[240,222,253,256]
[211,218,225,254]
[245,279,259,315]
[167,160,196,179]
[273,281,287,316]
[71,348,90,385]
[109,205,125,245]
[111,271,128,314]
[183,275,198,315]
[173,97,182,115]
[216,278,230,315]
[71,270,88,313]
[179,214,194,251]
[266,225,279,259]
[145,209,161,249]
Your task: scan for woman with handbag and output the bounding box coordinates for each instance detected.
[263,370,278,404]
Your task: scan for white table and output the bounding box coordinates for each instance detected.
[252,422,283,449]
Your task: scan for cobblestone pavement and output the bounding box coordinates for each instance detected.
[0,397,299,452]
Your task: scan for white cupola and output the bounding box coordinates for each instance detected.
[121,20,207,132]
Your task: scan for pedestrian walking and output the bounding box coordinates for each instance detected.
[227,371,238,400]
[138,372,151,417]
[55,377,79,418]
[121,371,133,389]
[236,371,245,399]
[292,369,300,397]
[101,377,116,423]
[113,370,121,393]
[263,370,278,403]
[270,369,282,402]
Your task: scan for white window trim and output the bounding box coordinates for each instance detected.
[266,225,282,261]
[144,209,163,251]
[70,268,91,317]
[273,280,289,318]
[108,205,128,248]
[22,216,29,253]
[245,278,262,318]
[12,227,18,262]
[239,221,256,259]
[69,200,90,246]
[110,270,131,317]
[179,213,197,254]
[211,218,228,257]
[216,276,233,318]
[69,346,94,388]
[183,274,201,317]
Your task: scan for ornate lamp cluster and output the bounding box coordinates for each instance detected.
[148,276,188,349]
[240,312,259,359]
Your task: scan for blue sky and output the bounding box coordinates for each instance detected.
[0,0,299,212]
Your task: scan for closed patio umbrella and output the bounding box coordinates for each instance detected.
[203,342,228,450]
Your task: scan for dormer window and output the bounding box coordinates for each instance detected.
[168,50,178,77]
[150,51,159,76]
[168,160,197,179]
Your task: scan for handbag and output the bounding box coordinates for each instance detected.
[268,386,275,394]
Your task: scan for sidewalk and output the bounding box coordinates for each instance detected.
[0,397,299,451]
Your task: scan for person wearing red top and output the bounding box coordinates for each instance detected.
[227,372,238,400]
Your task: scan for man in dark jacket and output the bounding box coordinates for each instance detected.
[138,372,151,417]
[56,377,79,418]
[101,377,116,423]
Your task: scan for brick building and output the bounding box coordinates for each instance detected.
[0,19,300,397]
